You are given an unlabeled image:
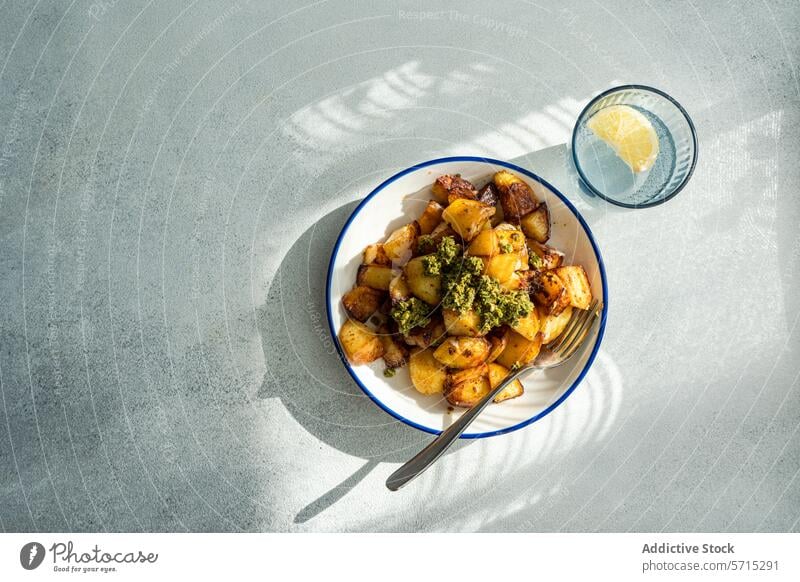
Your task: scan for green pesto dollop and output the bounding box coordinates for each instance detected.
[383,367,396,378]
[390,297,432,336]
[416,234,436,255]
[528,251,543,270]
[423,236,533,333]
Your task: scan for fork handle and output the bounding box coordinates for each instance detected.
[385,368,526,491]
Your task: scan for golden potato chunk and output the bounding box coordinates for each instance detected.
[486,333,507,363]
[520,203,550,243]
[467,229,500,256]
[532,270,569,315]
[442,199,495,241]
[383,222,419,266]
[487,362,525,403]
[403,256,441,305]
[417,201,444,235]
[363,243,391,266]
[338,320,384,364]
[495,330,542,369]
[494,223,527,251]
[408,349,447,395]
[445,364,491,407]
[428,221,457,246]
[377,324,409,369]
[357,264,394,291]
[481,253,517,283]
[539,305,573,344]
[403,316,446,349]
[433,337,490,369]
[388,273,412,304]
[527,239,564,270]
[442,309,483,337]
[342,285,383,322]
[510,308,540,341]
[494,171,539,222]
[555,265,593,310]
[432,174,478,205]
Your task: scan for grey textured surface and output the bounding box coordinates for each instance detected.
[1,0,798,532]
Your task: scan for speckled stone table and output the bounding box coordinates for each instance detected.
[1,0,798,532]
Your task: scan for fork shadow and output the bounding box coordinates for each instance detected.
[255,201,473,524]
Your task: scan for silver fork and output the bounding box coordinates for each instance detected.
[386,300,603,491]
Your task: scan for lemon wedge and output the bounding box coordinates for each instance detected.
[586,105,659,173]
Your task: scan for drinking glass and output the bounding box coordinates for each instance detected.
[571,85,698,208]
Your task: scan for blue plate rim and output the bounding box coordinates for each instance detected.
[325,156,609,439]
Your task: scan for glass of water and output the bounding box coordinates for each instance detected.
[571,85,698,208]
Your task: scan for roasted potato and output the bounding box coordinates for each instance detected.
[339,319,384,364]
[378,324,409,368]
[482,253,518,283]
[477,182,499,206]
[383,222,419,266]
[388,273,412,304]
[531,270,569,315]
[408,348,447,395]
[539,305,573,344]
[342,285,383,322]
[428,221,457,246]
[433,337,490,368]
[527,239,564,270]
[442,308,483,337]
[495,330,542,369]
[444,364,491,407]
[555,265,592,310]
[432,174,478,205]
[487,362,525,403]
[467,229,500,256]
[417,200,444,235]
[486,332,508,362]
[357,264,394,291]
[495,224,527,252]
[510,308,540,341]
[494,171,539,222]
[442,199,495,241]
[403,315,446,349]
[520,203,550,243]
[403,255,442,305]
[363,243,391,266]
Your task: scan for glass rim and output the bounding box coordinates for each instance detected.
[571,84,699,209]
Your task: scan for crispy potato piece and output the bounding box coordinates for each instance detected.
[477,182,499,206]
[531,270,569,315]
[403,256,441,305]
[495,224,527,252]
[408,349,447,395]
[338,320,384,364]
[555,265,593,310]
[403,316,446,349]
[490,201,505,227]
[342,285,383,322]
[388,273,412,304]
[357,264,394,291]
[487,362,525,403]
[520,203,550,243]
[445,364,491,407]
[378,324,409,368]
[510,308,540,341]
[383,222,419,266]
[539,305,573,344]
[432,174,478,205]
[467,229,500,256]
[442,199,495,241]
[363,243,391,266]
[481,253,517,283]
[443,309,483,337]
[527,239,564,270]
[495,330,542,369]
[428,221,457,246]
[417,200,444,235]
[486,332,508,362]
[494,171,539,222]
[433,337,490,369]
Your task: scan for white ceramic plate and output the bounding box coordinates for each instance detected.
[326,157,608,438]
